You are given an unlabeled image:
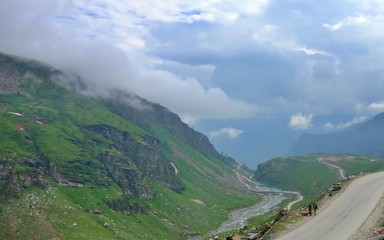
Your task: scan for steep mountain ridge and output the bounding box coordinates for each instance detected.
[0,52,256,239]
[102,91,236,166]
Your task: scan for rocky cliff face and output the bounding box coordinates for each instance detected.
[88,124,184,194]
[0,157,48,201]
[103,92,237,166]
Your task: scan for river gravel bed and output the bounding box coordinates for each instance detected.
[212,193,286,234]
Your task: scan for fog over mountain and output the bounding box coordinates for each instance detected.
[2,1,384,167]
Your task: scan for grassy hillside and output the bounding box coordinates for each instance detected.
[0,52,259,239]
[254,154,384,205]
[331,155,384,176]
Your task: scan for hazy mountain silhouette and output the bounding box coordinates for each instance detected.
[289,113,384,157]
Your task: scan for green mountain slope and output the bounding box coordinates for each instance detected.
[254,154,384,203]
[0,52,258,239]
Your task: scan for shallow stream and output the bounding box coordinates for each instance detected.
[188,178,300,240]
[212,192,287,233]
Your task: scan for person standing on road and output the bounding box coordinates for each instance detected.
[308,203,312,216]
[313,202,318,215]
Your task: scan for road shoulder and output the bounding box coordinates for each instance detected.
[270,172,384,239]
[269,179,350,239]
[350,194,384,239]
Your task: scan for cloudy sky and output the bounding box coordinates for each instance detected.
[1,0,384,168]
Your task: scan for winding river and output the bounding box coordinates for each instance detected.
[212,192,287,233]
[189,167,303,239]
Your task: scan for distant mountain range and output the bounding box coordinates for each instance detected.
[289,113,384,157]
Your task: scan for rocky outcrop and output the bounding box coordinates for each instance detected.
[99,150,154,199]
[88,124,184,193]
[0,164,12,190]
[0,53,22,94]
[105,196,147,215]
[0,52,60,95]
[0,161,48,201]
[102,94,237,167]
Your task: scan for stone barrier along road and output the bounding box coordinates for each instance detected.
[276,171,384,240]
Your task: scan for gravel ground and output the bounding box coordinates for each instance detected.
[350,194,384,240]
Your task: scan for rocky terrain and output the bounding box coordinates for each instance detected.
[350,194,384,240]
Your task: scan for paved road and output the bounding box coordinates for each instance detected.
[319,159,347,179]
[276,171,384,240]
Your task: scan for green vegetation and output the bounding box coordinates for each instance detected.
[254,153,384,207]
[206,154,384,239]
[0,185,184,240]
[255,154,340,200]
[333,155,384,176]
[0,52,259,239]
[3,52,384,240]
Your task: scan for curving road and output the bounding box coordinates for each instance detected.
[276,171,384,240]
[319,159,347,179]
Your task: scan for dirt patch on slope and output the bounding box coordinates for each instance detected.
[191,199,207,206]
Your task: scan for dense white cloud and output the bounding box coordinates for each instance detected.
[2,0,383,125]
[368,102,384,113]
[210,128,244,139]
[289,113,313,130]
[0,0,258,124]
[2,0,384,165]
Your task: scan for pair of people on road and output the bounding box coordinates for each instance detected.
[308,202,318,216]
